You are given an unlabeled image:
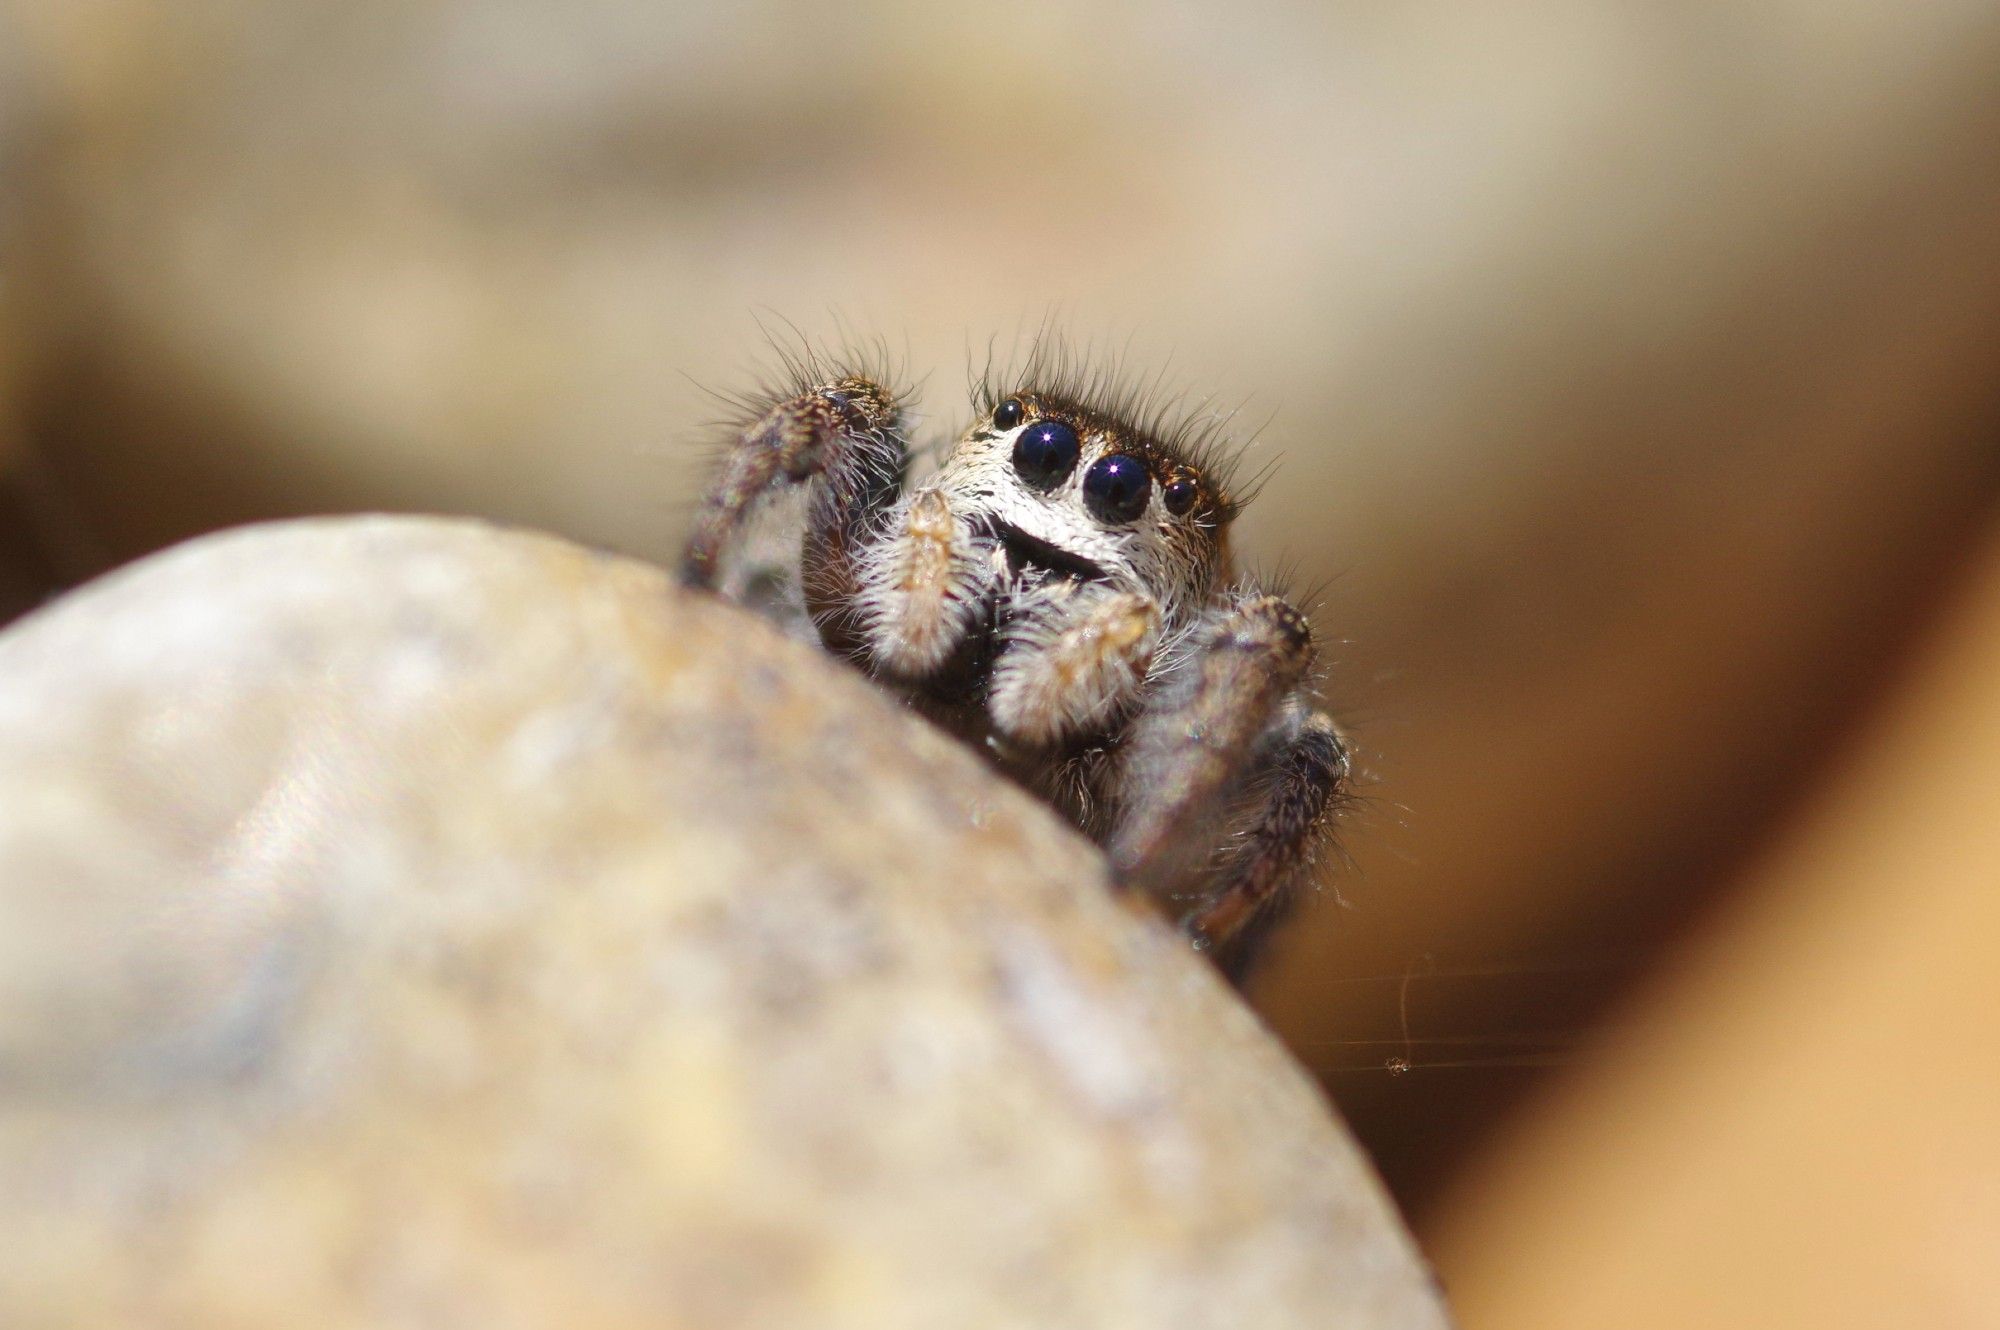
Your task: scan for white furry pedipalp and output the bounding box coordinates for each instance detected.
[852,485,996,678]
[987,581,1161,745]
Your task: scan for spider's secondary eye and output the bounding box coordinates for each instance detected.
[1082,454,1152,524]
[1012,419,1080,489]
[1162,476,1199,516]
[993,398,1025,430]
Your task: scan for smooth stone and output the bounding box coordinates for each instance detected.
[0,516,1449,1329]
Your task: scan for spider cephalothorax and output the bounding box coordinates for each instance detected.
[682,339,1348,979]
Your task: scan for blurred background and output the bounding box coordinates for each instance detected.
[4,3,2000,1325]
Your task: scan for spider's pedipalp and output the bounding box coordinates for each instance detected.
[988,581,1160,747]
[855,486,996,679]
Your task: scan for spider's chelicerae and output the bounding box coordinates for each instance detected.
[680,340,1350,979]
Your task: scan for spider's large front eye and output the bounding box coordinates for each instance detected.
[1082,454,1152,524]
[1012,419,1080,489]
[993,398,1025,430]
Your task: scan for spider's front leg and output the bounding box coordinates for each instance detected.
[680,375,908,656]
[1108,592,1350,980]
[1180,701,1349,977]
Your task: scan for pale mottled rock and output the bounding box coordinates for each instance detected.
[0,516,1449,1330]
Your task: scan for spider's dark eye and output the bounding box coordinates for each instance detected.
[992,398,1025,430]
[1012,419,1080,489]
[1162,476,1199,516]
[1082,454,1152,524]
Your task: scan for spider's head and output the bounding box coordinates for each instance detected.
[935,389,1240,619]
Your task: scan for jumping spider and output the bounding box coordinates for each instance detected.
[681,340,1349,979]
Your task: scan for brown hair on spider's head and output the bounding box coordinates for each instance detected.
[972,332,1254,520]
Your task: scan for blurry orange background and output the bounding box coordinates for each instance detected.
[4,4,1999,1325]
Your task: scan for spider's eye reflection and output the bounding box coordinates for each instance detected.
[992,398,1025,430]
[1162,476,1199,516]
[1012,419,1080,489]
[1083,454,1152,524]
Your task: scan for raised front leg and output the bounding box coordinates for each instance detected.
[1107,592,1348,980]
[679,375,908,656]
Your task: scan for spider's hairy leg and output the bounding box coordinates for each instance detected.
[679,376,908,599]
[1108,593,1316,877]
[987,581,1160,747]
[1182,704,1349,981]
[853,486,997,679]
[1106,592,1343,972]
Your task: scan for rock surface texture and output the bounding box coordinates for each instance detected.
[0,516,1449,1330]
